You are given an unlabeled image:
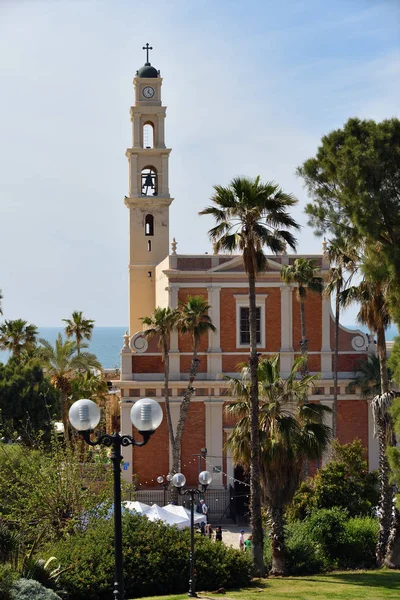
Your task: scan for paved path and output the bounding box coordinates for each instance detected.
[209,524,252,549]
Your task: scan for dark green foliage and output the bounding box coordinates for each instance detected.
[49,513,253,599]
[265,509,378,575]
[0,522,19,563]
[298,117,400,325]
[0,358,60,444]
[288,440,379,520]
[388,396,400,510]
[388,336,400,387]
[0,439,112,547]
[0,565,18,600]
[11,579,61,600]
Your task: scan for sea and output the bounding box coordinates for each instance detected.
[0,326,127,369]
[0,324,398,368]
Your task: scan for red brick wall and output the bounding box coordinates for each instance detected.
[180,354,207,373]
[337,354,363,372]
[222,354,250,373]
[294,353,321,372]
[293,292,322,352]
[336,399,369,450]
[132,355,164,373]
[181,402,206,486]
[132,404,170,487]
[265,287,281,352]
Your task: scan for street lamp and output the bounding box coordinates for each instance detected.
[172,470,212,598]
[157,474,172,506]
[69,397,163,600]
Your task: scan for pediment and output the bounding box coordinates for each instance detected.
[209,255,284,273]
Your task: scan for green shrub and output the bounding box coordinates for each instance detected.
[0,565,18,600]
[11,579,61,600]
[288,440,379,521]
[0,522,19,563]
[341,516,378,569]
[264,509,379,575]
[47,513,253,599]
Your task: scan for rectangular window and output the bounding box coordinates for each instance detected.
[240,307,261,345]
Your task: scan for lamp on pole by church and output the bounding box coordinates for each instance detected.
[69,397,163,600]
[172,470,212,598]
[157,474,172,506]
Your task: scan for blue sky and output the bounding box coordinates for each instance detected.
[0,0,399,326]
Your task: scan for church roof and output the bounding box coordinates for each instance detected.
[137,62,159,78]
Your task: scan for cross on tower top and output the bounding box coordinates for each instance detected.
[142,43,153,64]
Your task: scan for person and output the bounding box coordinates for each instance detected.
[215,525,222,542]
[239,529,245,550]
[200,522,206,536]
[244,534,252,551]
[200,498,209,522]
[206,523,213,540]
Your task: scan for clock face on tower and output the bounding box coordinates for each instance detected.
[142,86,155,99]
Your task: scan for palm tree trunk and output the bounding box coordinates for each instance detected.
[299,297,308,374]
[163,341,175,451]
[171,342,200,477]
[269,506,287,576]
[248,269,265,577]
[332,290,340,439]
[377,327,389,394]
[375,325,395,565]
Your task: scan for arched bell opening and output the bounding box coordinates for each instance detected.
[141,167,158,197]
[143,122,154,149]
[145,214,154,236]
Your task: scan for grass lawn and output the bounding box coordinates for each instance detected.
[133,570,400,600]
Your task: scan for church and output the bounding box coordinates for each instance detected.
[115,47,378,492]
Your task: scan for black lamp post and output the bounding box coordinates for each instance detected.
[157,474,172,505]
[172,470,212,598]
[69,397,163,600]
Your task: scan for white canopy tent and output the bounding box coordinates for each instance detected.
[123,501,151,513]
[142,504,188,529]
[163,504,205,526]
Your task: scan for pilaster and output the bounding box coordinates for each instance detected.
[168,286,180,378]
[207,286,222,378]
[280,286,294,376]
[321,296,333,377]
[205,400,224,488]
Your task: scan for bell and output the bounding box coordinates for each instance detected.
[142,174,154,190]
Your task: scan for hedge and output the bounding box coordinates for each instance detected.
[46,513,253,599]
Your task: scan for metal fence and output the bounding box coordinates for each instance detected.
[125,487,249,525]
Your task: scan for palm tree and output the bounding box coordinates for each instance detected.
[200,176,299,576]
[340,277,394,565]
[281,258,323,372]
[0,319,38,360]
[0,289,3,315]
[171,296,216,477]
[39,334,101,436]
[141,307,179,456]
[324,240,357,438]
[347,354,391,399]
[62,311,95,356]
[225,355,331,575]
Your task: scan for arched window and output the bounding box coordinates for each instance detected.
[141,167,157,196]
[143,122,154,149]
[145,214,154,236]
[148,240,152,252]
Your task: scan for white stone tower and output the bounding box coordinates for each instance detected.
[125,44,173,334]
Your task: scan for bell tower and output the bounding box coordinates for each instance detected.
[125,44,173,334]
